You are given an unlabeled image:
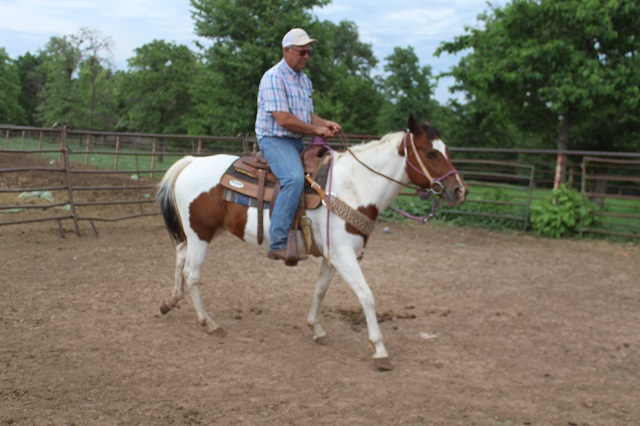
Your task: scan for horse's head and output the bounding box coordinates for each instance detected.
[399,116,467,207]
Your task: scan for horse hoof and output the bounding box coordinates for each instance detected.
[374,357,393,371]
[209,327,227,337]
[314,335,329,345]
[159,304,171,315]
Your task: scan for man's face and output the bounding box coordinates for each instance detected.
[284,44,313,72]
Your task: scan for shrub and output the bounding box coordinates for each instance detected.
[529,184,598,238]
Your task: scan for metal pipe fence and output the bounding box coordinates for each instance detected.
[439,160,536,231]
[580,157,640,239]
[1,125,638,239]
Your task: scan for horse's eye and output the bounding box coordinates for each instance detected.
[426,151,438,160]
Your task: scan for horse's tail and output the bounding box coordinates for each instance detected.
[156,155,195,245]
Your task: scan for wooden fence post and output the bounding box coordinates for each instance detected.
[58,129,64,164]
[113,135,120,170]
[84,135,91,166]
[38,131,43,157]
[61,126,81,236]
[150,138,157,178]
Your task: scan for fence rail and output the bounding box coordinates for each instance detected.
[440,160,536,231]
[1,125,639,239]
[581,157,640,239]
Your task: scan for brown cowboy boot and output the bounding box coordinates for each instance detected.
[267,230,308,266]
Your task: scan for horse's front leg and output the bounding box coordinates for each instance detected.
[307,259,336,344]
[332,250,392,371]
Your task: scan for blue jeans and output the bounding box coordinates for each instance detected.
[257,136,305,250]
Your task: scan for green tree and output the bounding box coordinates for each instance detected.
[37,28,115,129]
[37,34,84,127]
[76,61,118,130]
[14,51,43,126]
[76,29,116,129]
[117,40,197,134]
[376,46,436,133]
[432,97,528,152]
[307,20,383,134]
[436,0,640,160]
[188,0,330,135]
[0,48,26,124]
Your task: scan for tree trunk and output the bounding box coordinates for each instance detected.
[555,111,572,187]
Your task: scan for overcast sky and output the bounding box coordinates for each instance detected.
[0,0,502,103]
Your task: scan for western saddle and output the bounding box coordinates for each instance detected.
[219,143,331,265]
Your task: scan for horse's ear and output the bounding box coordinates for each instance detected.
[407,115,423,135]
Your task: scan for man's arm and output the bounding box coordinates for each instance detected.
[272,111,340,138]
[311,113,341,134]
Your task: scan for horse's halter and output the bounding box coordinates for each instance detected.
[345,131,460,195]
[402,132,460,195]
[341,131,461,225]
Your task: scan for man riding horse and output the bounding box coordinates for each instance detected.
[255,28,342,264]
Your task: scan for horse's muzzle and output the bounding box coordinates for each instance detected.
[443,183,467,207]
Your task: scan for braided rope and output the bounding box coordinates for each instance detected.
[330,197,375,236]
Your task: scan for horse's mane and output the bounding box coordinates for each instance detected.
[346,131,405,154]
[344,123,441,155]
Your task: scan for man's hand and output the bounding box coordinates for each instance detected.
[310,114,342,138]
[316,125,339,138]
[326,120,341,137]
[273,111,342,138]
[315,120,341,138]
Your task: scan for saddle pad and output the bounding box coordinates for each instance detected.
[220,171,277,204]
[220,163,323,210]
[223,188,269,208]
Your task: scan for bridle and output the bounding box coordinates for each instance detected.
[345,131,461,195]
[401,132,460,195]
[319,131,461,259]
[345,131,461,224]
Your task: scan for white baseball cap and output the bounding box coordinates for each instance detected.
[281,28,317,48]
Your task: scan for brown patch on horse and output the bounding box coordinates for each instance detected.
[189,185,248,242]
[345,204,379,245]
[222,202,250,240]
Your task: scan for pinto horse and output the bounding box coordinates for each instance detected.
[156,116,467,370]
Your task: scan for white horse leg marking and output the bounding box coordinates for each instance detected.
[160,242,187,314]
[183,238,226,336]
[330,249,390,369]
[307,259,336,344]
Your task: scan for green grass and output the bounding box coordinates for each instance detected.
[5,136,185,175]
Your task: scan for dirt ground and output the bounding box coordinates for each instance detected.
[1,215,638,426]
[1,153,640,425]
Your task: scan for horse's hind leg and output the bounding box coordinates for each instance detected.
[183,238,226,336]
[160,241,187,314]
[307,259,336,344]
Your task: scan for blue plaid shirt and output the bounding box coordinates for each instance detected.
[255,59,314,139]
